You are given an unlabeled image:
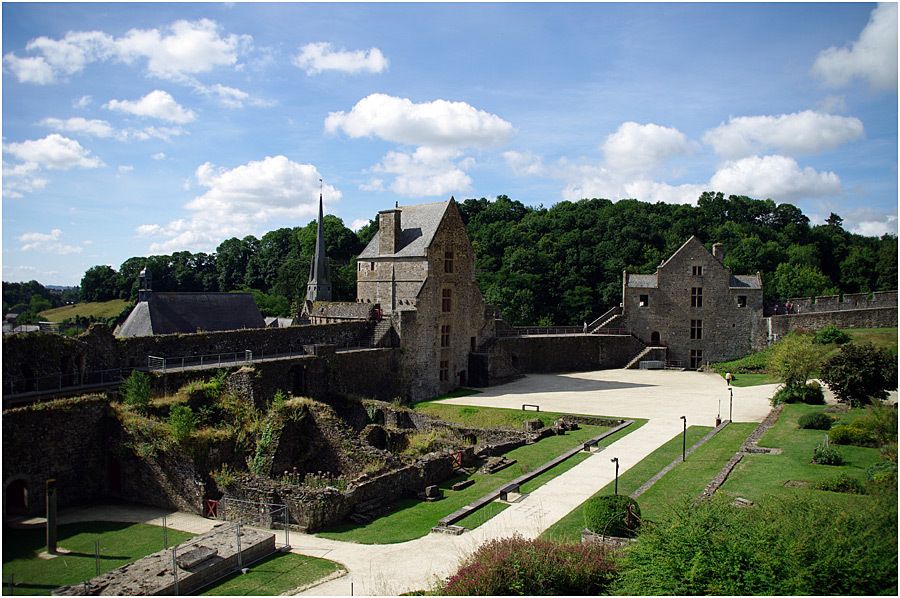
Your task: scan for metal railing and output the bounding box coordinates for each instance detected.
[588,305,621,329]
[3,367,136,398]
[147,350,254,372]
[497,325,630,337]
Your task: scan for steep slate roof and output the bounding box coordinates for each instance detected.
[358,201,451,259]
[116,292,265,338]
[627,274,659,288]
[729,275,762,289]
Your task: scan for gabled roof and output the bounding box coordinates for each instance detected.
[658,235,705,268]
[730,275,762,289]
[627,274,658,288]
[116,292,265,338]
[358,201,451,259]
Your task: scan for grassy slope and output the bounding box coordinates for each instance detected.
[199,552,343,596]
[712,327,898,386]
[317,419,644,544]
[718,404,885,508]
[2,521,194,595]
[39,299,130,323]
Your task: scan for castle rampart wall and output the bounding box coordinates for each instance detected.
[784,290,897,314]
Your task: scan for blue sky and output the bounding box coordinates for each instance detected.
[2,2,897,286]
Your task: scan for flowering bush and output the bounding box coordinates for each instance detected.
[441,535,617,595]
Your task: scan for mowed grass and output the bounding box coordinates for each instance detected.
[728,373,779,387]
[199,551,343,596]
[845,327,898,354]
[316,419,644,544]
[38,299,130,323]
[411,401,613,431]
[541,425,712,543]
[635,422,756,521]
[2,521,194,595]
[718,404,885,508]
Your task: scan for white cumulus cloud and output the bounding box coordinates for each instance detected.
[703,110,864,158]
[709,155,841,201]
[3,134,104,170]
[372,147,473,197]
[294,42,388,75]
[40,117,118,139]
[138,156,340,252]
[325,93,513,148]
[812,2,898,91]
[19,229,83,255]
[105,90,196,124]
[601,121,693,176]
[4,19,250,84]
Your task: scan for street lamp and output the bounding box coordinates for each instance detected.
[610,457,619,495]
[717,393,722,426]
[729,388,734,421]
[680,415,687,462]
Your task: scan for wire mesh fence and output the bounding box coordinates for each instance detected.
[217,497,291,549]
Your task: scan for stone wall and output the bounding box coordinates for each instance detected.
[470,334,646,386]
[767,307,898,339]
[2,396,110,517]
[785,290,897,314]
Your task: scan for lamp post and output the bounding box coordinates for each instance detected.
[716,394,722,426]
[610,457,619,495]
[680,416,687,462]
[729,388,733,421]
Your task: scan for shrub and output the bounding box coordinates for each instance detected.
[812,440,844,465]
[402,428,461,456]
[249,420,276,475]
[441,535,617,595]
[798,412,833,430]
[828,424,877,447]
[614,494,897,595]
[821,342,898,407]
[168,405,197,444]
[583,495,642,538]
[813,325,851,345]
[271,389,286,413]
[122,370,151,411]
[814,473,866,494]
[768,333,822,388]
[211,464,237,489]
[772,382,824,406]
[866,461,897,484]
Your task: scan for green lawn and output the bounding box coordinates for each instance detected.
[635,422,756,521]
[316,420,644,543]
[411,401,615,431]
[2,521,194,595]
[541,425,712,543]
[719,404,885,507]
[845,327,899,354]
[727,373,779,387]
[199,551,343,595]
[38,299,130,323]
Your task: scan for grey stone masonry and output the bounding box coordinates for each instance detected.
[618,236,764,367]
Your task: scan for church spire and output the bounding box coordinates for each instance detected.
[306,180,332,303]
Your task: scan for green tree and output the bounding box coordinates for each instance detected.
[122,370,151,411]
[768,262,837,301]
[768,333,822,389]
[821,343,899,407]
[168,405,197,444]
[81,265,121,302]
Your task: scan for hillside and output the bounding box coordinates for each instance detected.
[39,299,131,323]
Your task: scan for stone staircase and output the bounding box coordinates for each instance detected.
[589,305,623,333]
[624,346,667,369]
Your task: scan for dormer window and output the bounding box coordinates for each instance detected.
[639,294,649,307]
[444,250,454,273]
[737,295,747,308]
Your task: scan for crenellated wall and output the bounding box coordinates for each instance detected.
[767,306,898,339]
[784,290,897,315]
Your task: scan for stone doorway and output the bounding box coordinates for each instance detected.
[651,331,661,345]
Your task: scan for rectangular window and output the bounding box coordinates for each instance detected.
[692,265,703,276]
[370,262,375,271]
[690,349,703,370]
[690,319,702,340]
[439,360,449,381]
[639,294,649,307]
[737,295,747,308]
[441,324,451,347]
[444,250,454,273]
[691,287,703,307]
[442,288,452,312]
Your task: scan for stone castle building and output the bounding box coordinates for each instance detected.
[357,199,493,399]
[616,236,764,368]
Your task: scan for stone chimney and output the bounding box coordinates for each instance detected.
[712,242,724,261]
[378,208,402,255]
[138,267,152,302]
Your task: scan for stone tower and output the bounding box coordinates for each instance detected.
[306,191,332,303]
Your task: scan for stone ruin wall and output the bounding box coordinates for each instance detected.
[768,306,898,340]
[784,290,897,315]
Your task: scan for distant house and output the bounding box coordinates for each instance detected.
[115,269,265,338]
[264,317,296,328]
[617,236,764,369]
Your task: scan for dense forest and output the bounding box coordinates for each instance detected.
[4,193,897,326]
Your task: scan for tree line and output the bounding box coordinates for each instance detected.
[5,192,897,325]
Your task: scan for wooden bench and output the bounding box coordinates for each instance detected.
[499,483,521,502]
[583,438,600,452]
